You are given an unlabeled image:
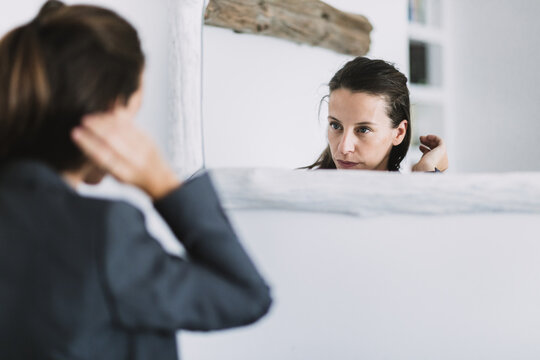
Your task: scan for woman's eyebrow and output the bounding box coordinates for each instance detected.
[328,115,341,122]
[328,116,376,126]
[355,121,376,126]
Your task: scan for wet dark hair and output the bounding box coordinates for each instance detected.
[306,57,411,171]
[0,0,145,171]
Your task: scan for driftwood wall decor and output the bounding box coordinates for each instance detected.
[204,0,373,56]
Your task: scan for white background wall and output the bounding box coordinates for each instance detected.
[448,0,540,172]
[184,210,540,360]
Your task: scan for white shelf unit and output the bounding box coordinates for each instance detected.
[405,0,451,170]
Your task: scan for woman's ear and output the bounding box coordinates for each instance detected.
[392,119,408,146]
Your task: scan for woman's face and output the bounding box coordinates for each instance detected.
[327,88,407,170]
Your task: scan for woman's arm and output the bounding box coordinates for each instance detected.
[101,177,271,331]
[72,109,272,331]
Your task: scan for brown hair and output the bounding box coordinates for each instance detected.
[306,57,411,171]
[0,0,145,171]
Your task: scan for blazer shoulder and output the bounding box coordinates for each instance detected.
[79,195,146,226]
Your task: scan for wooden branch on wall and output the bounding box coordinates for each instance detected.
[204,0,373,56]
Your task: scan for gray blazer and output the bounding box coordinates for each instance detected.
[0,160,272,360]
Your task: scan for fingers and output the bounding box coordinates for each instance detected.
[419,134,445,149]
[421,134,443,145]
[72,111,139,181]
[71,125,117,172]
[80,112,135,161]
[419,143,431,154]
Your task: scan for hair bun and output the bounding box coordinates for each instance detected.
[36,0,65,20]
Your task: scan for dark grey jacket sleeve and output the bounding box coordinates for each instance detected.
[100,173,272,332]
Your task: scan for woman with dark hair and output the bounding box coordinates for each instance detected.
[306,57,448,172]
[0,1,271,359]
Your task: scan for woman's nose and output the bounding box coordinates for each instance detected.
[338,131,355,155]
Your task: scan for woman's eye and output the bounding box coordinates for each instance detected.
[329,121,342,130]
[356,127,371,134]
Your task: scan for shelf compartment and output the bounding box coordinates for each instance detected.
[409,40,443,87]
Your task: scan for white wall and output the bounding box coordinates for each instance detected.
[449,0,540,172]
[183,210,540,360]
[202,0,408,169]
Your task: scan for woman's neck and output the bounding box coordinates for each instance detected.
[61,163,105,189]
[61,170,85,189]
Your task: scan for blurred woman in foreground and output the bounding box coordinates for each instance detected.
[0,1,271,359]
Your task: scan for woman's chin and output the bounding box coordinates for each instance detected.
[337,164,378,171]
[335,160,368,170]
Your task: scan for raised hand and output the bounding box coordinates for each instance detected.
[71,108,181,200]
[412,134,449,172]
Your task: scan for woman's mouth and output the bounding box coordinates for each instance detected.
[336,160,359,169]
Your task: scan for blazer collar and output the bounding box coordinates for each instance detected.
[0,160,75,193]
